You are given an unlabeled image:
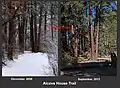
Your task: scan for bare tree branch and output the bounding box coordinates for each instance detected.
[2,6,20,26]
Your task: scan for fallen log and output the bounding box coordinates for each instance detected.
[61,61,111,71]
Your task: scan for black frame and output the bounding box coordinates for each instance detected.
[0,0,120,88]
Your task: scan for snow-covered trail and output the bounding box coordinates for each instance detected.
[2,51,54,76]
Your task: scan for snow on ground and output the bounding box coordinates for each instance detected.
[2,51,55,76]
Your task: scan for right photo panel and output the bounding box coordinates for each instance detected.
[60,0,117,76]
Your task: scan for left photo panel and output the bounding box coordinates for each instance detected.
[1,1,58,76]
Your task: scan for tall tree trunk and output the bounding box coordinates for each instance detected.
[30,6,35,52]
[95,2,102,60]
[7,3,16,60]
[37,5,42,51]
[81,31,84,52]
[44,10,47,40]
[8,20,14,60]
[89,2,95,60]
[95,21,99,60]
[18,16,25,53]
[21,17,25,52]
[34,1,37,52]
[24,19,27,51]
[4,23,8,51]
[75,33,78,57]
[95,4,99,60]
[51,3,53,40]
[0,1,3,62]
